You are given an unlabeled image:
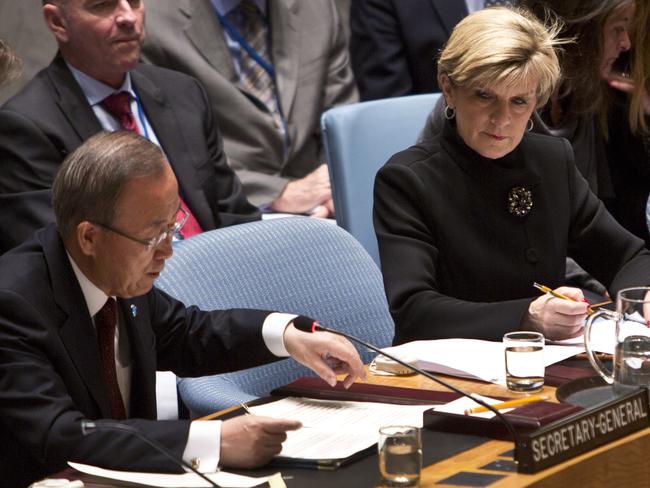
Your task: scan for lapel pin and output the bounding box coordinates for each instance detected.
[130,304,138,318]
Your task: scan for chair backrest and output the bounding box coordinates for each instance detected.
[155,217,395,414]
[322,93,442,264]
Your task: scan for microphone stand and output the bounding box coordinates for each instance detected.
[81,420,221,488]
[301,320,523,462]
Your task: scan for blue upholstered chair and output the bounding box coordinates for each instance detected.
[155,217,394,415]
[321,93,442,265]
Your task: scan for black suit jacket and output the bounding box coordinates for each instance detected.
[350,0,467,100]
[374,121,650,345]
[0,55,260,254]
[0,225,276,487]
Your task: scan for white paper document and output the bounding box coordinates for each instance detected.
[248,397,436,460]
[68,461,283,488]
[381,338,584,385]
[552,317,648,355]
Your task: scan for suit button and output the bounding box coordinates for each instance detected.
[525,247,539,263]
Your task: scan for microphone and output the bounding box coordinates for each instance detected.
[292,316,523,462]
[81,420,221,488]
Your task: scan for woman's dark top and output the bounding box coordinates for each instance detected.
[374,120,650,345]
[604,91,650,246]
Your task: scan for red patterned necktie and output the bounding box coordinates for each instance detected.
[95,298,127,420]
[100,91,203,239]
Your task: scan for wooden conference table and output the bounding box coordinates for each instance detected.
[63,364,650,488]
[354,368,650,487]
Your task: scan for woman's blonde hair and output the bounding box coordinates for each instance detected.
[437,7,564,108]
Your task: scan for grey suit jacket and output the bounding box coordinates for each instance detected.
[142,0,359,205]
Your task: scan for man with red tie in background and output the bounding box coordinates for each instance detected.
[0,0,260,255]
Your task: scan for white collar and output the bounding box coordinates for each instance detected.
[67,62,136,107]
[66,252,113,317]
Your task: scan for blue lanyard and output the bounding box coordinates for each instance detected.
[214,8,276,79]
[133,93,151,141]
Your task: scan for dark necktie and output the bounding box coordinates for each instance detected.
[100,91,203,239]
[95,298,127,420]
[236,0,284,131]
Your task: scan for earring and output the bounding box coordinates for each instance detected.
[526,118,534,132]
[444,105,456,120]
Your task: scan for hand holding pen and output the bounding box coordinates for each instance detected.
[526,283,591,341]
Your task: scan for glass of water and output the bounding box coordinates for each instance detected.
[503,331,545,392]
[378,425,421,487]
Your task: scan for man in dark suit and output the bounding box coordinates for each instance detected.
[350,0,468,100]
[0,0,260,254]
[0,131,365,488]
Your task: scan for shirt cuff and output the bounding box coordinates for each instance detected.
[182,420,221,473]
[262,312,297,357]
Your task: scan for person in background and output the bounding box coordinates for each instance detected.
[0,130,365,488]
[141,0,358,218]
[349,0,517,101]
[374,7,650,346]
[0,0,259,255]
[602,0,650,244]
[518,0,635,199]
[0,37,22,86]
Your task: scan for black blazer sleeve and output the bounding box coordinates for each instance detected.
[373,153,532,344]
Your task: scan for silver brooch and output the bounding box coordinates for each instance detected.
[507,186,533,217]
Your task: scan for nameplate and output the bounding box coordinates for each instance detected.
[517,387,650,473]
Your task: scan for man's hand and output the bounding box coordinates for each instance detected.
[271,165,334,217]
[283,323,366,388]
[525,286,589,340]
[219,415,302,468]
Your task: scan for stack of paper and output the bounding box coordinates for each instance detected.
[380,338,584,385]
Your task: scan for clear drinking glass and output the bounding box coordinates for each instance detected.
[378,425,422,487]
[503,331,545,392]
[585,286,650,390]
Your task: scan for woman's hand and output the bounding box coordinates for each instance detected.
[608,75,650,116]
[525,286,589,340]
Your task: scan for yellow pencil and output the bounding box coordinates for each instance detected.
[533,282,594,314]
[464,395,548,415]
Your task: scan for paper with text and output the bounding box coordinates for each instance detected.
[248,397,436,460]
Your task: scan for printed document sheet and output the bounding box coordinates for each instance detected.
[248,397,436,460]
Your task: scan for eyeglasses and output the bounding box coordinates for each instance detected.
[93,206,190,251]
